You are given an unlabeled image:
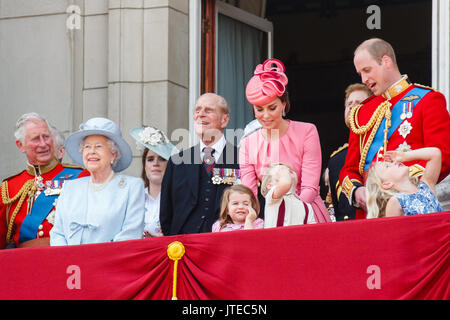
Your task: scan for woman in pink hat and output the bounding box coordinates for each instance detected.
[239,58,331,223]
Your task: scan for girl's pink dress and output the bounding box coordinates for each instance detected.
[239,120,331,223]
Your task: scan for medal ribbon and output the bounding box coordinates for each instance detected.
[18,168,83,243]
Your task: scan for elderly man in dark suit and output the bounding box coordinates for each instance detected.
[160,93,240,235]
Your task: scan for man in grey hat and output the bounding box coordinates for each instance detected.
[160,93,240,235]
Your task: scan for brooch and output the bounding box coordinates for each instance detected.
[212,175,222,185]
[397,142,412,152]
[398,120,412,139]
[46,210,56,225]
[118,176,127,189]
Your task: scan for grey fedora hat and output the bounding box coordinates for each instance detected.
[65,117,132,172]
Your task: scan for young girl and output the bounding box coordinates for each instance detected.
[212,184,264,232]
[261,163,316,228]
[366,147,443,218]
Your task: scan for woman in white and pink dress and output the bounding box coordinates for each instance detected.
[239,58,331,223]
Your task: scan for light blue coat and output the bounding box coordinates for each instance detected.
[50,174,145,245]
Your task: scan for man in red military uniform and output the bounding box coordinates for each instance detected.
[339,38,450,218]
[0,113,88,248]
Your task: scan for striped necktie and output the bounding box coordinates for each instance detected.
[202,147,216,176]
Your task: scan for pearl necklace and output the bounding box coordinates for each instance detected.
[89,171,116,191]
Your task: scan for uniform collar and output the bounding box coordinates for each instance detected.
[382,75,411,100]
[26,157,59,176]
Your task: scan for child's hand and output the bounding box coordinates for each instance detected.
[384,150,405,163]
[277,165,291,180]
[245,205,257,224]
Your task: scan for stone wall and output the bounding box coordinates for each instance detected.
[0,0,190,179]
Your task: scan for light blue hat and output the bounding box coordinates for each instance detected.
[65,117,133,172]
[129,126,178,160]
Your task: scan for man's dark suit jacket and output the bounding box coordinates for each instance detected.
[160,142,239,235]
[328,144,356,221]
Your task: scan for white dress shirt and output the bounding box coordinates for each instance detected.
[144,188,162,236]
[199,134,226,162]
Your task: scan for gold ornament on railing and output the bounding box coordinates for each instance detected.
[167,241,185,300]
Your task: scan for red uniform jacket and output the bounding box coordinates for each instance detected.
[0,159,89,248]
[339,82,450,218]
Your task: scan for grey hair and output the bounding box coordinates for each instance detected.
[15,112,51,143]
[197,93,230,114]
[50,125,65,148]
[79,136,122,169]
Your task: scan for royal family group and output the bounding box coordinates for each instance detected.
[1,37,450,249]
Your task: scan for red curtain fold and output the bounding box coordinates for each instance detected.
[0,212,448,300]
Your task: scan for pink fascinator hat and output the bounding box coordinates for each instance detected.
[245,58,288,106]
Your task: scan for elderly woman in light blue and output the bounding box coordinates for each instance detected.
[50,118,145,245]
[130,126,177,238]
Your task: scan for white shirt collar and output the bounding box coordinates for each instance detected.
[200,134,226,161]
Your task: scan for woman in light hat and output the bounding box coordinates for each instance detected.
[130,126,177,237]
[239,58,331,223]
[50,117,145,245]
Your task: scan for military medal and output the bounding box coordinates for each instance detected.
[398,120,412,139]
[224,169,235,185]
[211,168,240,185]
[44,180,63,196]
[406,102,413,118]
[400,103,407,120]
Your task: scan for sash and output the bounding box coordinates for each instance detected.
[18,167,83,243]
[364,87,431,171]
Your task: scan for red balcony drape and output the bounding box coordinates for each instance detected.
[0,212,448,300]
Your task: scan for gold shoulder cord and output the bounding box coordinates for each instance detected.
[1,179,36,244]
[349,101,392,175]
[414,83,437,92]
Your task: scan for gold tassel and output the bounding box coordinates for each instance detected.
[167,241,185,300]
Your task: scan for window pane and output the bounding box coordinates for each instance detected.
[217,13,266,130]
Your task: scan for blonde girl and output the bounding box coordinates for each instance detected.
[212,184,263,232]
[366,147,443,218]
[261,163,316,227]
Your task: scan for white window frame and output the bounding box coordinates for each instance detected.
[432,0,450,110]
[189,0,202,145]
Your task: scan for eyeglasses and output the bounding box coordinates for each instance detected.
[82,144,105,153]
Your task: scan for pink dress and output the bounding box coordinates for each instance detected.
[211,218,265,232]
[239,120,331,223]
